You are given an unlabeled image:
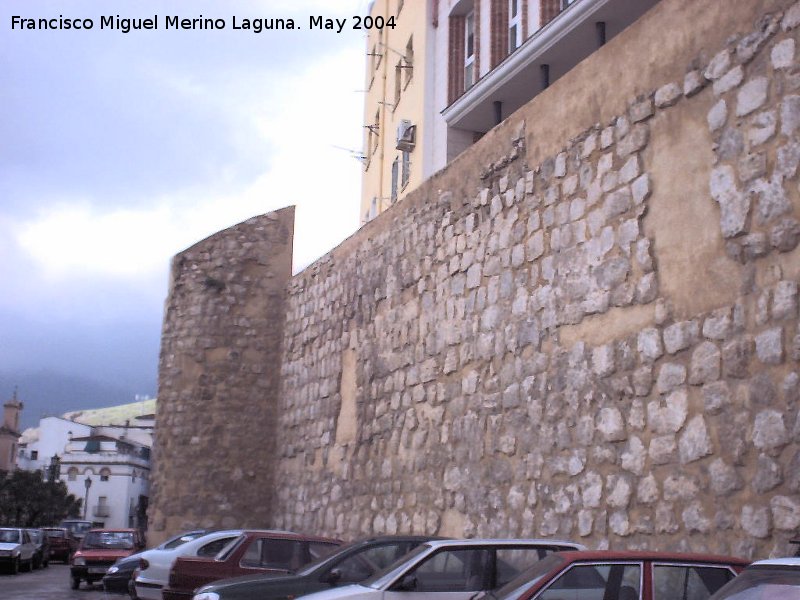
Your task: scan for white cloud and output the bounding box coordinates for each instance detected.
[14,43,366,280]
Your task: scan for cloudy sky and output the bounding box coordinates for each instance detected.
[1,0,369,428]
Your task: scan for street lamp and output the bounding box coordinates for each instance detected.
[83,476,92,520]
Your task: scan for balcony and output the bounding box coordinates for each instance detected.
[442,0,662,134]
[92,505,111,518]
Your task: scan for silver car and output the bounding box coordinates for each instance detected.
[0,527,37,574]
[292,539,585,600]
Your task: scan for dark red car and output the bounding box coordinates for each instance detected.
[42,527,78,562]
[490,551,749,600]
[162,530,342,600]
[70,528,146,589]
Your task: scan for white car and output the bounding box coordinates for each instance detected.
[709,557,800,600]
[295,539,585,600]
[0,527,37,574]
[134,530,243,600]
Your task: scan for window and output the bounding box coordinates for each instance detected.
[240,538,303,571]
[31,450,38,461]
[653,565,736,600]
[100,468,110,482]
[401,150,410,189]
[398,548,492,592]
[68,467,78,481]
[404,37,414,86]
[509,0,522,53]
[197,536,237,557]
[537,564,641,600]
[391,157,399,202]
[465,11,476,90]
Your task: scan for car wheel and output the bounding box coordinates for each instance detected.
[33,553,41,569]
[10,557,19,575]
[42,556,49,568]
[71,577,81,590]
[22,557,32,572]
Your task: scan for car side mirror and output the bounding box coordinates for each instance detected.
[396,575,417,591]
[323,568,342,585]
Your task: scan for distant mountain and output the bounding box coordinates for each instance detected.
[0,369,153,430]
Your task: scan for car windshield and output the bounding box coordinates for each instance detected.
[360,543,431,589]
[710,566,800,600]
[0,529,21,544]
[492,554,566,600]
[27,530,42,543]
[82,531,135,550]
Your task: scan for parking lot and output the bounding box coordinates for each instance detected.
[0,563,123,599]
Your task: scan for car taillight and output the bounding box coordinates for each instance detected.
[139,558,149,570]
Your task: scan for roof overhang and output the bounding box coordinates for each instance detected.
[441,0,662,133]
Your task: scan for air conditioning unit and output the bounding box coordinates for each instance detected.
[396,120,416,151]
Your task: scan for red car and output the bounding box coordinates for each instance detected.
[70,528,145,590]
[42,527,78,562]
[490,551,749,600]
[162,530,342,599]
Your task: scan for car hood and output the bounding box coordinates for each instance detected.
[76,549,134,561]
[200,571,306,592]
[0,543,21,551]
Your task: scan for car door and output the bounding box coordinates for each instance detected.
[534,562,643,600]
[21,530,36,562]
[382,547,495,600]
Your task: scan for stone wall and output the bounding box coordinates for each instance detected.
[271,0,800,558]
[148,208,294,539]
[149,0,800,558]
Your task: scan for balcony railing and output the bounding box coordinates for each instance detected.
[92,505,111,518]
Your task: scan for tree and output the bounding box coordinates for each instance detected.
[0,469,82,526]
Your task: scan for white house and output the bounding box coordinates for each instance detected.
[18,409,154,530]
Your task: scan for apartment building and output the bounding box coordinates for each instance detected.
[361,0,661,224]
[18,408,154,530]
[361,0,436,224]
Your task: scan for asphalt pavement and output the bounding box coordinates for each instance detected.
[0,563,127,599]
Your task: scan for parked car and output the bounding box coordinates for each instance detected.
[709,557,800,600]
[25,528,50,568]
[291,538,585,600]
[162,530,343,600]
[103,552,145,596]
[43,526,78,562]
[487,550,749,600]
[60,518,94,541]
[192,535,442,600]
[70,528,146,589]
[0,527,37,574]
[131,529,230,600]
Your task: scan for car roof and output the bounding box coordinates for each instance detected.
[86,528,139,533]
[423,539,585,548]
[750,557,800,567]
[553,550,749,566]
[239,529,342,543]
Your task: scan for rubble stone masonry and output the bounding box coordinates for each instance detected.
[150,0,800,558]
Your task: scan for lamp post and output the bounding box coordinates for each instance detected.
[83,476,92,520]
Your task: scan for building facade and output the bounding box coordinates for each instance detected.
[0,391,23,471]
[18,414,153,530]
[362,0,663,224]
[361,0,435,224]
